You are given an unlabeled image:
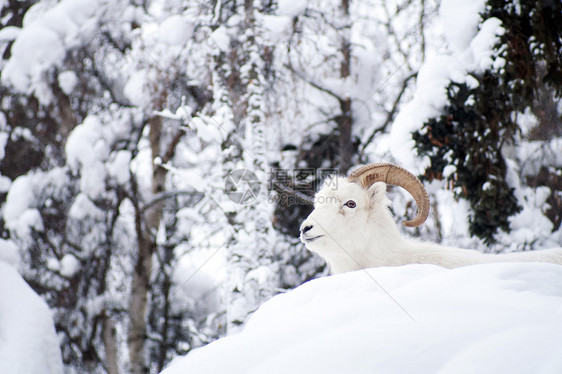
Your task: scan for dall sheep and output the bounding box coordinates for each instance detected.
[300,163,562,274]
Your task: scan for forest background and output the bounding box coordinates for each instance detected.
[0,0,560,373]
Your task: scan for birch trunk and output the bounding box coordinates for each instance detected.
[128,115,166,374]
[338,0,354,174]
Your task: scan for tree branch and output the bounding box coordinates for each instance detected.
[284,63,343,101]
[361,72,417,152]
[272,182,314,205]
[141,189,204,213]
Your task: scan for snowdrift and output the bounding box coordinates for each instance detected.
[162,263,562,374]
[0,262,63,374]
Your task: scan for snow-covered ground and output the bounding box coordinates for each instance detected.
[162,263,562,374]
[0,261,63,374]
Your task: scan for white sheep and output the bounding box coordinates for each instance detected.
[300,163,562,274]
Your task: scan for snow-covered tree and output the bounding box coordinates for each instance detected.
[1,0,560,373]
[1,1,222,373]
[411,0,561,244]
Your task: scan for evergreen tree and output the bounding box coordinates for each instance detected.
[413,0,561,243]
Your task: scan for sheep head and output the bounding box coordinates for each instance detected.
[299,163,430,273]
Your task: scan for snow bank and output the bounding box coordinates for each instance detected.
[162,263,562,374]
[0,262,64,374]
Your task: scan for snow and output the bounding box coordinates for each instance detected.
[389,54,463,172]
[1,0,98,103]
[467,17,505,73]
[59,254,80,278]
[277,0,307,17]
[439,0,487,53]
[261,15,293,43]
[0,26,21,42]
[13,209,44,236]
[158,15,194,45]
[107,150,132,185]
[498,159,561,249]
[3,173,44,237]
[0,175,11,192]
[209,26,230,52]
[385,0,561,251]
[0,238,20,267]
[161,263,562,374]
[55,109,100,167]
[69,193,103,220]
[389,0,504,172]
[434,188,471,239]
[442,164,456,178]
[1,0,560,372]
[192,116,223,143]
[0,262,64,374]
[124,69,150,107]
[57,70,78,95]
[1,25,65,94]
[171,256,222,316]
[79,161,107,198]
[47,253,81,278]
[3,167,70,241]
[0,131,9,159]
[65,116,110,198]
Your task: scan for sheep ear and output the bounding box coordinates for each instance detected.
[367,182,387,205]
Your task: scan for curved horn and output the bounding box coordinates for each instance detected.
[348,163,430,227]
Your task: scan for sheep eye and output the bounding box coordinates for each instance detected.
[344,200,356,208]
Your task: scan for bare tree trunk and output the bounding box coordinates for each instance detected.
[128,227,154,374]
[128,115,167,374]
[103,316,120,374]
[338,0,353,174]
[52,83,76,137]
[338,97,353,174]
[419,0,426,62]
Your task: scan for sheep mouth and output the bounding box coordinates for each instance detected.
[303,235,324,242]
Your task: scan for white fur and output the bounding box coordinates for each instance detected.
[300,177,562,274]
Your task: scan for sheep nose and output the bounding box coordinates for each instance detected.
[301,225,313,234]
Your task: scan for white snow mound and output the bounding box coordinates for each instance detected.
[162,263,562,374]
[0,262,64,374]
